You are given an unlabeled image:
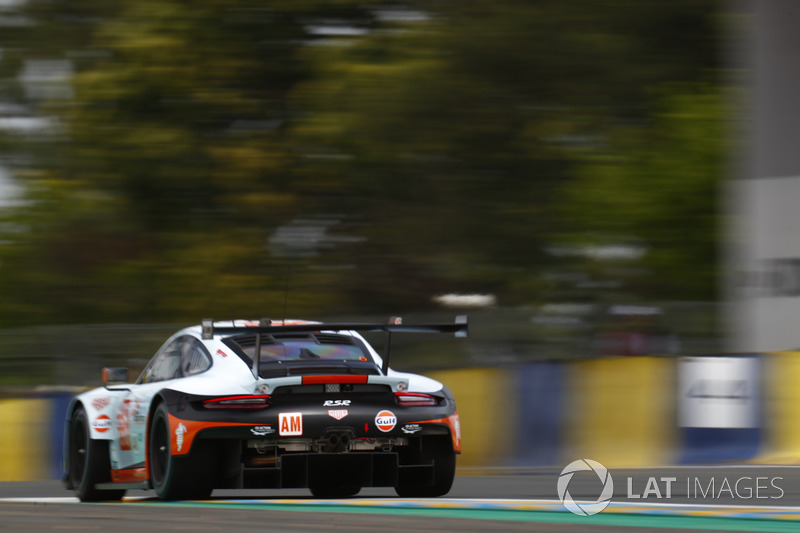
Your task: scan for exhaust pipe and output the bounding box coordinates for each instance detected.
[321,430,353,452]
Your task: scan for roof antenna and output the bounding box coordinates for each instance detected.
[282,264,290,326]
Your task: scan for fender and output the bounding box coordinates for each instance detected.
[62,388,129,481]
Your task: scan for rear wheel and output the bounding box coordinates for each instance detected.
[148,403,214,500]
[395,437,456,497]
[67,406,125,502]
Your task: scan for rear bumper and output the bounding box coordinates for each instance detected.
[160,388,462,456]
[239,452,434,489]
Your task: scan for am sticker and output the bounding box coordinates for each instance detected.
[279,412,303,436]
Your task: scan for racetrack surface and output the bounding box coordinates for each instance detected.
[3,467,800,532]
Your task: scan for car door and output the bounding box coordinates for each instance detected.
[111,335,213,472]
[111,337,183,471]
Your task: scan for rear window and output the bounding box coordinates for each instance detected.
[223,332,373,366]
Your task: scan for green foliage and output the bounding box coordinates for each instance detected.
[553,85,727,302]
[0,0,725,326]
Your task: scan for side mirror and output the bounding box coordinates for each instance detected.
[103,367,128,384]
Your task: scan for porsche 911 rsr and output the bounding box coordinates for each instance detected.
[63,317,466,501]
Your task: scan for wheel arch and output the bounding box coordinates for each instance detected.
[63,397,108,482]
[144,393,170,477]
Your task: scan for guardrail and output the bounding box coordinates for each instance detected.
[7,352,800,481]
[0,307,756,481]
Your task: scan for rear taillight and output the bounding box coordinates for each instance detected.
[202,395,271,409]
[395,392,439,407]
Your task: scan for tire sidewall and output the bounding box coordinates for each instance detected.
[69,407,92,497]
[149,404,173,498]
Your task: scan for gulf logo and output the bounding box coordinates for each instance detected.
[374,410,397,432]
[92,414,112,433]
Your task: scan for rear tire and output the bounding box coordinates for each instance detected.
[395,437,456,497]
[148,403,214,500]
[67,406,125,502]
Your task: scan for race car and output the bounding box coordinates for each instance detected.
[63,317,466,501]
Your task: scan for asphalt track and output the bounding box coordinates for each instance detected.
[2,467,800,532]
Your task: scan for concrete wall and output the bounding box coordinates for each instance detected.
[725,1,800,352]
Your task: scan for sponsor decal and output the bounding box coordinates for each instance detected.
[92,414,112,433]
[323,399,351,407]
[129,401,143,432]
[279,413,303,436]
[216,349,228,358]
[328,409,348,421]
[92,397,111,411]
[401,424,422,434]
[175,423,187,452]
[251,425,275,436]
[375,410,397,432]
[118,400,131,451]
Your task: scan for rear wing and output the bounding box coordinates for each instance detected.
[202,316,468,377]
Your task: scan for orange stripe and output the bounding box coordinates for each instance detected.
[166,415,259,456]
[111,467,147,483]
[301,375,369,385]
[410,411,462,452]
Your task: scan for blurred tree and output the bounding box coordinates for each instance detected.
[0,0,382,324]
[0,0,724,325]
[289,0,722,310]
[551,86,726,303]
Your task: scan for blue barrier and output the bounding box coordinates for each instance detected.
[513,362,564,466]
[680,428,761,464]
[44,391,73,479]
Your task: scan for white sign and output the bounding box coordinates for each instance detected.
[678,357,759,428]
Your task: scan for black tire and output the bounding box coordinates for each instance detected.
[148,403,214,500]
[67,406,125,502]
[395,438,456,497]
[309,483,361,498]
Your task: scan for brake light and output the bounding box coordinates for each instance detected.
[202,395,271,409]
[301,375,369,385]
[395,392,439,406]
